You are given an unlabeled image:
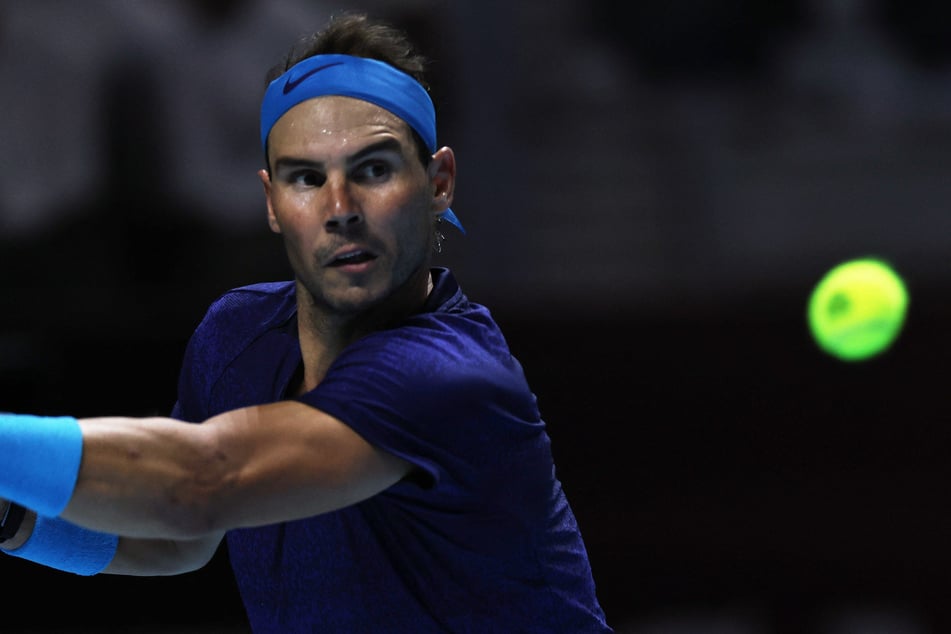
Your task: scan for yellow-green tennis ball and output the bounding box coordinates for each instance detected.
[807,258,909,361]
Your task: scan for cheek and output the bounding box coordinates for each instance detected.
[283,215,318,246]
[270,191,315,232]
[380,185,434,230]
[386,200,434,248]
[271,207,316,253]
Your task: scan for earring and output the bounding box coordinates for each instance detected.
[434,218,445,254]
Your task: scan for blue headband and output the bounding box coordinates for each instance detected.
[260,53,463,232]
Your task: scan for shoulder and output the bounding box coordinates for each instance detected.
[411,266,510,356]
[202,281,297,326]
[174,281,298,420]
[301,280,540,483]
[358,292,506,373]
[189,280,297,360]
[329,295,525,409]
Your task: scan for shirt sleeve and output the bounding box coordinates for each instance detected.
[297,316,545,491]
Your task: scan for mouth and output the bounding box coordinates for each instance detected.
[327,248,378,268]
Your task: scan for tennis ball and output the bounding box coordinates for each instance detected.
[807,257,908,361]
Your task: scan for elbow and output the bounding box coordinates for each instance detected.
[163,437,242,538]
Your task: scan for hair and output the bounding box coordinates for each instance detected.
[264,12,434,166]
[266,12,430,88]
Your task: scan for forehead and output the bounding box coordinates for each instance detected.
[268,95,415,155]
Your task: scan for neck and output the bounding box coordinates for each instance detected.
[294,269,433,393]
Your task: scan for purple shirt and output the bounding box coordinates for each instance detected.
[171,267,612,633]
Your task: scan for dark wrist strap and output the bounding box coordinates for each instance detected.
[0,502,26,543]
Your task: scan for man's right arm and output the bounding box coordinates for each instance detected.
[0,498,222,576]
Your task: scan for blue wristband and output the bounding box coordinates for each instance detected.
[5,514,117,576]
[0,414,83,516]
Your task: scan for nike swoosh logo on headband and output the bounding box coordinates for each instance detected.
[282,62,344,94]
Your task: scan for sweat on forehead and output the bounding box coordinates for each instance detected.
[260,54,437,152]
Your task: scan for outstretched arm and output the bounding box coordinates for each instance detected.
[67,400,412,537]
[0,401,413,574]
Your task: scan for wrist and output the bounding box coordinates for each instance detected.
[0,504,35,551]
[0,500,24,540]
[4,514,117,575]
[0,413,82,516]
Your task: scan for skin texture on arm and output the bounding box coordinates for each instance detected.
[1,400,410,576]
[0,504,222,576]
[104,533,224,576]
[63,400,413,542]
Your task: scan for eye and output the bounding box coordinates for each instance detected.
[353,159,392,184]
[288,170,325,188]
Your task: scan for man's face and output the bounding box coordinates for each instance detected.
[260,96,448,316]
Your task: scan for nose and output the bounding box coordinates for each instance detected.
[324,179,363,231]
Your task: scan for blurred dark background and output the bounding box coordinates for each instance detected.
[3,0,951,632]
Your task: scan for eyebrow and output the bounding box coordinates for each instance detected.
[272,138,405,173]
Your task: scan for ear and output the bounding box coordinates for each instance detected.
[428,146,456,215]
[259,168,282,234]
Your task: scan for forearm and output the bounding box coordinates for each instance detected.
[66,415,234,538]
[0,501,116,575]
[103,532,224,576]
[1,403,406,541]
[0,412,240,539]
[0,499,220,576]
